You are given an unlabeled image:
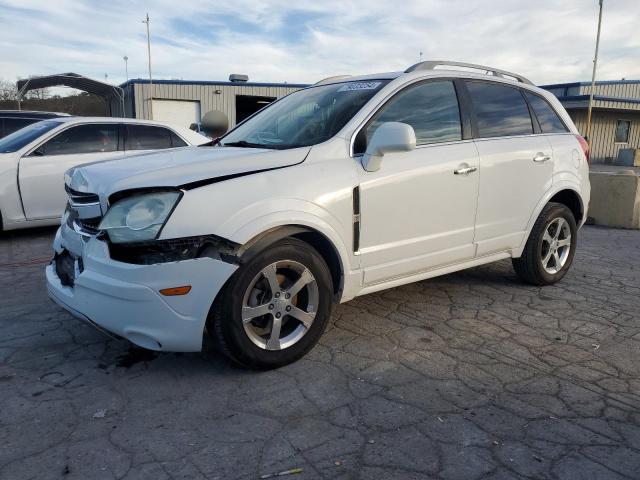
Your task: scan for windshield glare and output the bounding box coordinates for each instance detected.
[222,80,390,149]
[0,120,63,153]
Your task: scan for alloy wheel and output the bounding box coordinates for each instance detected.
[241,260,318,351]
[540,217,572,275]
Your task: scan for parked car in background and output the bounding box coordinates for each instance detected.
[47,61,590,369]
[0,110,70,139]
[0,117,210,230]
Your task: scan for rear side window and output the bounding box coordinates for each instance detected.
[524,92,568,133]
[37,124,119,156]
[125,125,183,150]
[466,82,533,138]
[359,80,462,151]
[2,118,37,137]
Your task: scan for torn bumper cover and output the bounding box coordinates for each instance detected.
[46,226,238,352]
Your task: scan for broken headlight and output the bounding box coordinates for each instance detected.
[99,191,181,244]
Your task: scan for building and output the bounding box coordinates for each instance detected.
[541,80,640,164]
[115,76,309,130]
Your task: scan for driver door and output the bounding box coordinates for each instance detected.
[355,80,480,285]
[19,123,123,220]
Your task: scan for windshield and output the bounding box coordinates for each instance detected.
[0,120,63,153]
[221,80,390,149]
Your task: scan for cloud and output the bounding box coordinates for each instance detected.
[0,0,638,87]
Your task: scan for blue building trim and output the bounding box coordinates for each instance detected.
[554,94,640,105]
[119,78,310,89]
[540,79,640,89]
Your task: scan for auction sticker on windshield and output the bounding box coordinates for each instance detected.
[337,81,382,92]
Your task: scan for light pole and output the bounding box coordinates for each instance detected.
[142,13,154,119]
[585,0,604,147]
[123,56,129,82]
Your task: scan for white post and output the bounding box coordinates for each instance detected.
[143,13,154,119]
[585,0,603,147]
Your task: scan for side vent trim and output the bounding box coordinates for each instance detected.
[352,186,361,253]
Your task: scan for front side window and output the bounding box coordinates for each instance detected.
[466,82,533,138]
[0,120,63,153]
[524,92,568,133]
[615,120,631,143]
[357,80,462,152]
[37,124,119,156]
[221,80,390,149]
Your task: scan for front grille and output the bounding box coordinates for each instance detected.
[64,186,102,236]
[65,184,99,205]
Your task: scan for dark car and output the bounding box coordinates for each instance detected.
[0,110,70,139]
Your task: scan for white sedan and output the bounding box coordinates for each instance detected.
[0,117,210,230]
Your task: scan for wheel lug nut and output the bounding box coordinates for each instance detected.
[285,293,291,299]
[275,312,281,318]
[274,292,280,298]
[268,304,274,310]
[286,306,291,312]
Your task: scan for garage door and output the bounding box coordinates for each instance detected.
[151,100,201,128]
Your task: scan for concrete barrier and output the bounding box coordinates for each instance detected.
[588,167,640,229]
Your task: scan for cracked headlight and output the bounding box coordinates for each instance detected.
[99,191,181,244]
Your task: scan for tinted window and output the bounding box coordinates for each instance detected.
[466,82,533,138]
[2,118,37,137]
[615,120,631,143]
[169,131,187,147]
[359,80,461,151]
[125,125,177,150]
[524,92,568,133]
[39,124,119,156]
[0,120,63,153]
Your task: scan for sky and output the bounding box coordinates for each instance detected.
[0,0,639,90]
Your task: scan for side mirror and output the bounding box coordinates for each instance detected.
[361,122,416,172]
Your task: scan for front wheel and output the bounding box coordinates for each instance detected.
[208,238,333,369]
[512,202,578,286]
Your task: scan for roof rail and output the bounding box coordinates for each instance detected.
[404,60,533,85]
[314,75,352,86]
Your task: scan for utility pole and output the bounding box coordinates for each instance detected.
[123,56,129,82]
[142,13,154,119]
[419,51,423,63]
[585,0,603,147]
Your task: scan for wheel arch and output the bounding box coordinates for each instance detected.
[548,189,584,225]
[237,224,345,300]
[515,185,586,257]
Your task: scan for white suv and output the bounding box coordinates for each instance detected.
[46,61,590,369]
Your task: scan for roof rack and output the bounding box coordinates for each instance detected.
[404,60,533,85]
[314,75,352,86]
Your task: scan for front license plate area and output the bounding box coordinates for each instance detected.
[54,250,77,287]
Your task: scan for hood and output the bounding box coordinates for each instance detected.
[65,145,310,199]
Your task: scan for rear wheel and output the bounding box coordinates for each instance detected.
[512,202,577,286]
[208,238,333,369]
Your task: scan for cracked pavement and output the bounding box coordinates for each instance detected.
[1,225,639,479]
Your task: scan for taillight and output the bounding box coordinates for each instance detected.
[575,135,590,165]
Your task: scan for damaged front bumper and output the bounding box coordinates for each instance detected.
[46,225,238,352]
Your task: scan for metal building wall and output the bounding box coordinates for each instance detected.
[131,82,303,126]
[569,109,640,163]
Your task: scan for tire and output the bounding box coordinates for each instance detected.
[512,202,577,286]
[208,238,333,369]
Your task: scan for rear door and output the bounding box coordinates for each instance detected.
[123,124,187,156]
[465,81,554,256]
[19,123,123,219]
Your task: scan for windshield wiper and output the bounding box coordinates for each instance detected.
[222,140,277,149]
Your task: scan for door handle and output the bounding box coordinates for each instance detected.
[454,165,477,175]
[533,153,552,162]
